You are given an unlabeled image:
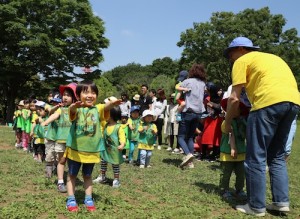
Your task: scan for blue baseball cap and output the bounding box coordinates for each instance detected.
[130,105,140,113]
[224,37,260,58]
[178,70,188,82]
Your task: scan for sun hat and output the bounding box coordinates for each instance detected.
[130,105,140,113]
[224,37,260,59]
[142,109,154,118]
[121,112,128,117]
[220,85,251,116]
[178,70,188,82]
[18,100,24,106]
[133,94,140,101]
[59,83,77,99]
[35,100,46,109]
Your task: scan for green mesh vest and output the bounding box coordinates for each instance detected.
[66,107,103,153]
[220,118,247,154]
[128,118,140,141]
[138,123,156,145]
[56,107,72,142]
[100,124,124,165]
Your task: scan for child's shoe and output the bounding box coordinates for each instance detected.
[112,179,120,188]
[57,183,67,193]
[222,190,233,200]
[139,165,145,168]
[236,190,247,200]
[66,198,78,212]
[157,145,161,150]
[93,175,107,184]
[84,198,96,212]
[166,147,172,151]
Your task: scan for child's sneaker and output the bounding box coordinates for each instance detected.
[166,147,172,151]
[93,175,107,184]
[172,148,180,154]
[236,190,247,200]
[139,165,145,168]
[84,198,96,212]
[66,198,78,212]
[112,179,120,188]
[157,145,161,150]
[57,183,67,193]
[222,190,233,200]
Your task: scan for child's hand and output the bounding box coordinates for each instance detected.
[231,148,237,159]
[71,101,84,108]
[118,145,124,151]
[41,122,46,127]
[151,129,157,135]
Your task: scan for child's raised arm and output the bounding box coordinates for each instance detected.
[69,101,84,120]
[104,97,122,111]
[41,111,60,127]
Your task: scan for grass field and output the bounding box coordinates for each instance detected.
[0,125,299,219]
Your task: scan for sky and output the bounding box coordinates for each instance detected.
[88,0,300,72]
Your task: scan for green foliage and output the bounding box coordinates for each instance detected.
[94,76,118,103]
[150,75,176,97]
[1,124,300,218]
[177,7,300,88]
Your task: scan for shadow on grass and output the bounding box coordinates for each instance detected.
[162,158,182,167]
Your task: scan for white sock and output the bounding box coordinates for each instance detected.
[58,179,64,184]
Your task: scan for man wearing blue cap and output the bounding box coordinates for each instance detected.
[223,36,300,216]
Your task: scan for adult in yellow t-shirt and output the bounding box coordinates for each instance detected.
[223,37,300,216]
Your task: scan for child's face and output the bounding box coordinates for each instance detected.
[36,107,46,117]
[143,115,153,123]
[24,103,30,109]
[80,86,97,107]
[62,90,73,106]
[47,94,53,103]
[29,103,36,111]
[121,117,128,124]
[131,111,139,119]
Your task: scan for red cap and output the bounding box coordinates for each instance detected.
[59,83,77,100]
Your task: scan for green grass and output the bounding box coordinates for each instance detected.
[0,125,300,218]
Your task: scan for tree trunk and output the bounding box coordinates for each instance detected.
[5,81,18,124]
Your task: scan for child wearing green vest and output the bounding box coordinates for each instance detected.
[13,101,24,148]
[138,110,158,168]
[127,105,141,163]
[219,85,250,200]
[64,81,121,212]
[21,100,31,151]
[120,112,130,161]
[94,106,126,188]
[41,83,77,193]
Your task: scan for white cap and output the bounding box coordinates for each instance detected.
[142,109,154,118]
[35,101,46,108]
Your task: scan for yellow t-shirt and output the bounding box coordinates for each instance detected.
[64,104,110,163]
[232,51,300,111]
[137,123,158,150]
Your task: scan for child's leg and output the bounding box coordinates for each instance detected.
[45,140,55,178]
[219,161,234,193]
[139,149,146,167]
[101,160,108,177]
[128,141,136,162]
[66,159,80,212]
[234,161,245,192]
[82,163,96,211]
[57,152,66,182]
[145,150,153,167]
[112,164,121,188]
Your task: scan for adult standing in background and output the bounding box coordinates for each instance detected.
[139,84,153,116]
[177,64,206,168]
[223,36,300,216]
[152,88,167,150]
[119,93,131,117]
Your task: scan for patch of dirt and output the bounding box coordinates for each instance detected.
[0,143,14,150]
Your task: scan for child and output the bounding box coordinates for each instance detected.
[29,99,38,154]
[44,93,62,178]
[94,106,126,188]
[127,105,141,163]
[64,80,121,212]
[165,94,180,152]
[138,110,157,168]
[120,112,130,160]
[41,83,77,193]
[13,101,24,148]
[174,70,189,122]
[219,85,250,200]
[21,99,31,151]
[31,101,47,163]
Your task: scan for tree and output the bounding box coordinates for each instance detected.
[150,75,176,97]
[177,7,300,88]
[94,76,118,103]
[0,0,109,122]
[151,57,179,78]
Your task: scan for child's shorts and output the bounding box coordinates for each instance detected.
[45,140,66,162]
[67,159,95,176]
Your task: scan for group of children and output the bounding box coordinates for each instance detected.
[13,80,159,212]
